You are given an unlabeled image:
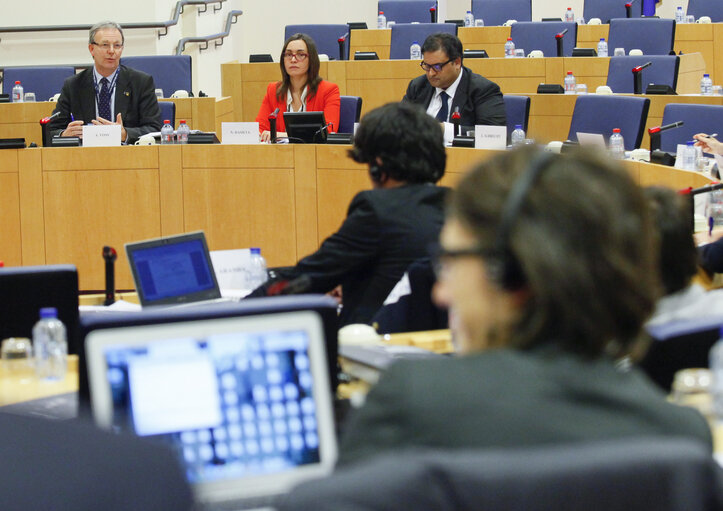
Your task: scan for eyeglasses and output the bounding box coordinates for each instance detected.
[420,59,453,72]
[92,42,124,51]
[283,51,308,61]
[430,243,492,278]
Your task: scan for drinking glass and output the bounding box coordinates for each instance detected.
[23,92,36,102]
[614,47,625,56]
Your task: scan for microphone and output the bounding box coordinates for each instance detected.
[631,61,652,94]
[632,62,652,73]
[102,246,117,306]
[265,275,312,296]
[313,122,333,143]
[39,111,61,147]
[679,182,723,197]
[429,6,437,23]
[451,107,462,137]
[555,28,568,57]
[268,107,279,144]
[648,120,683,151]
[337,32,348,61]
[39,111,61,124]
[625,0,637,18]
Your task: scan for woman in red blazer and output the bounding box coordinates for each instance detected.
[256,33,341,142]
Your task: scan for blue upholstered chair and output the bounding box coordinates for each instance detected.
[567,95,650,150]
[606,55,680,93]
[608,18,676,56]
[158,101,176,127]
[284,24,350,60]
[379,1,436,24]
[509,22,577,57]
[658,103,723,153]
[3,66,75,101]
[471,0,531,26]
[687,0,723,22]
[339,96,362,134]
[389,23,456,59]
[583,0,642,23]
[503,95,530,134]
[120,55,191,98]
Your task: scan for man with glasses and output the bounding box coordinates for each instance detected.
[402,32,505,132]
[49,21,161,144]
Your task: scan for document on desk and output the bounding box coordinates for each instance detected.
[82,124,121,147]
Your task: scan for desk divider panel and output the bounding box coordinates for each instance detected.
[0,150,22,266]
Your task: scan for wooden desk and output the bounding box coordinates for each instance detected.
[0,355,77,406]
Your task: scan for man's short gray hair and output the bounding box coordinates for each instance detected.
[89,21,124,45]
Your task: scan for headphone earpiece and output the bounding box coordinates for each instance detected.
[369,164,384,182]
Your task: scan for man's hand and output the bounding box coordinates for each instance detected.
[92,113,127,141]
[62,120,85,138]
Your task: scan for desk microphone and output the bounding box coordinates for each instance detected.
[679,182,723,196]
[429,6,437,23]
[39,111,61,147]
[269,107,279,144]
[625,0,637,18]
[648,120,683,152]
[265,275,312,296]
[102,246,117,306]
[338,33,348,61]
[631,61,652,94]
[555,28,568,57]
[451,107,462,137]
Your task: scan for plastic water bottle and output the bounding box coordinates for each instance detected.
[710,331,723,421]
[597,38,608,57]
[248,247,268,289]
[464,10,474,27]
[682,141,697,170]
[609,128,625,159]
[701,73,713,95]
[511,124,525,146]
[410,41,421,60]
[160,119,174,144]
[564,71,576,94]
[33,307,67,381]
[377,11,387,29]
[176,119,190,144]
[504,38,515,58]
[675,6,685,23]
[12,81,23,103]
[564,7,575,22]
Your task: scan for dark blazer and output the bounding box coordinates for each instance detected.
[338,346,713,466]
[48,65,161,144]
[402,66,506,128]
[276,184,447,326]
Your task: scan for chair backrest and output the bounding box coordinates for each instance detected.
[567,95,650,150]
[284,24,350,61]
[509,21,577,57]
[389,23,457,59]
[503,95,531,135]
[3,66,75,102]
[471,0,532,26]
[120,55,191,98]
[606,55,680,93]
[659,103,723,153]
[608,18,676,56]
[379,1,436,24]
[339,95,362,134]
[278,439,721,511]
[583,0,642,23]
[687,0,723,22]
[158,101,176,127]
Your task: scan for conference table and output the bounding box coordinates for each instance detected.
[0,143,714,291]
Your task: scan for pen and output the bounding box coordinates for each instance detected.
[70,113,75,122]
[708,133,719,139]
[709,216,715,237]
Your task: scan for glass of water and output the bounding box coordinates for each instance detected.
[23,92,36,102]
[474,19,485,27]
[614,47,625,56]
[155,88,164,99]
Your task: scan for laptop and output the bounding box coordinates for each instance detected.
[125,231,230,308]
[85,310,338,510]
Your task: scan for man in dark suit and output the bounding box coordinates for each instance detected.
[402,32,506,130]
[254,102,448,326]
[48,21,161,144]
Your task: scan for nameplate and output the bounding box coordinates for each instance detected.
[82,124,121,147]
[576,132,606,148]
[222,122,260,144]
[209,248,253,290]
[474,125,506,150]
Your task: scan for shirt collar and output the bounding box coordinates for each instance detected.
[286,86,309,112]
[93,66,120,86]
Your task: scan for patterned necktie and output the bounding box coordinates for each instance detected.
[98,77,112,121]
[435,91,449,122]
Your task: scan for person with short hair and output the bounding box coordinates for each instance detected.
[48,21,161,144]
[402,32,506,130]
[337,148,712,466]
[255,102,448,326]
[256,33,340,143]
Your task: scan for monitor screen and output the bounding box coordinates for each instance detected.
[283,111,328,144]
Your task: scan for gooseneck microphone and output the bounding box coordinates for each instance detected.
[451,107,462,137]
[632,61,653,94]
[429,6,437,23]
[338,32,348,61]
[268,107,280,144]
[648,120,683,152]
[102,246,117,306]
[39,111,62,146]
[625,0,638,18]
[555,28,568,57]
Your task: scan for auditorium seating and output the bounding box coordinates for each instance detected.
[338,95,362,134]
[389,23,457,59]
[120,55,192,98]
[687,0,723,22]
[158,101,176,127]
[608,18,676,56]
[606,55,680,94]
[471,0,531,26]
[583,0,642,23]
[503,94,531,135]
[509,21,577,58]
[378,1,436,24]
[567,95,650,151]
[3,66,75,102]
[658,103,723,153]
[284,24,350,60]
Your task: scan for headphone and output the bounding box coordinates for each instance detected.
[486,151,556,290]
[369,164,384,182]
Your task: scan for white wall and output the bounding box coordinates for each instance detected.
[0,0,690,97]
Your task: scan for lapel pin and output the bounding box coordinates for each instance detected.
[124,91,130,96]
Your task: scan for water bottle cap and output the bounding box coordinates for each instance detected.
[687,141,694,146]
[15,81,20,84]
[413,41,418,44]
[39,307,58,319]
[379,11,384,14]
[515,124,522,129]
[180,120,186,124]
[613,128,621,133]
[704,74,710,77]
[164,119,170,124]
[600,38,605,41]
[507,38,512,41]
[250,247,261,254]
[567,71,573,75]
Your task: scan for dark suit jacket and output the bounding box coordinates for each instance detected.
[402,66,506,128]
[276,184,447,326]
[48,65,161,144]
[338,346,713,466]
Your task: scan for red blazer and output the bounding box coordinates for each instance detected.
[256,79,340,134]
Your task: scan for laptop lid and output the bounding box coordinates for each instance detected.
[125,231,222,307]
[86,310,337,507]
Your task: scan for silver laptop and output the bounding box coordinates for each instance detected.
[85,311,338,510]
